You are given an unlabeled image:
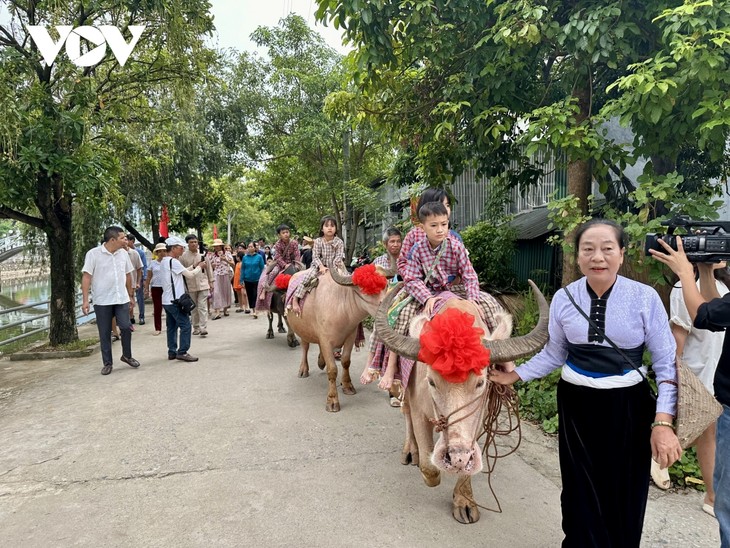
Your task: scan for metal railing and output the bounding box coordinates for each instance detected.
[0,293,91,347]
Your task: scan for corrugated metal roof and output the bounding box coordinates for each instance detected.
[509,207,553,240]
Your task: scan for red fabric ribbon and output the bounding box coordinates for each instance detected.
[158,205,169,238]
[351,264,387,295]
[275,273,292,290]
[417,308,491,383]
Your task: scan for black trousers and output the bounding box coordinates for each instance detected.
[94,303,133,366]
[558,379,655,548]
[244,281,258,310]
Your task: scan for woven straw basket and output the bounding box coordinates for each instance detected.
[675,358,723,449]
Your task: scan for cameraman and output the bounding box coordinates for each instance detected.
[651,237,730,544]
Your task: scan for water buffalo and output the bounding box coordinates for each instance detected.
[264,264,300,347]
[374,281,548,523]
[286,264,394,412]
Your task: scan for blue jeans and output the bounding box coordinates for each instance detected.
[163,304,191,356]
[136,284,145,320]
[716,404,730,548]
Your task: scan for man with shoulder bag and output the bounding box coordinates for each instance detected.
[162,236,206,362]
[651,238,730,547]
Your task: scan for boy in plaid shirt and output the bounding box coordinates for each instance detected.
[399,201,488,323]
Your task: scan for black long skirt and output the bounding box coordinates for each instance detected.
[557,379,655,548]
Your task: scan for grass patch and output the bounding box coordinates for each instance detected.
[0,331,49,356]
[32,337,99,352]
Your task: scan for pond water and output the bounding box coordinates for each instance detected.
[0,278,94,332]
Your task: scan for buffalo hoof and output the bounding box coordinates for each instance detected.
[287,338,299,348]
[326,399,341,412]
[401,449,419,466]
[298,368,309,378]
[278,326,287,334]
[341,383,356,395]
[266,332,274,339]
[452,497,480,524]
[317,354,325,370]
[420,466,441,487]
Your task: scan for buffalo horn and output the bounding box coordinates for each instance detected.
[329,265,354,286]
[481,280,549,363]
[374,281,549,364]
[373,283,421,360]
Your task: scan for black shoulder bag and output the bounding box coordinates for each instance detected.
[169,258,196,315]
[563,287,657,401]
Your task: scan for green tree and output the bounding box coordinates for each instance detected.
[223,15,392,261]
[315,0,730,282]
[0,0,214,344]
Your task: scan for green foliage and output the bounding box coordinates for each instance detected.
[510,286,561,433]
[315,0,729,230]
[547,168,722,286]
[0,0,215,344]
[668,446,703,488]
[461,221,517,292]
[516,369,561,434]
[224,15,393,257]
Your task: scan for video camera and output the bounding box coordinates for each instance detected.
[645,216,730,263]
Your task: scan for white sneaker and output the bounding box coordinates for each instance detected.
[192,329,201,335]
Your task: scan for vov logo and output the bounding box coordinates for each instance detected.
[27,25,146,67]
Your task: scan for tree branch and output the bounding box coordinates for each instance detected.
[123,220,154,251]
[0,205,45,230]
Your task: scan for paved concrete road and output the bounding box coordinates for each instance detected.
[0,313,720,547]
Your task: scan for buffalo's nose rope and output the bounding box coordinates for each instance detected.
[459,379,522,514]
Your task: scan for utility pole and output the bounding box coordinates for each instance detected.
[227,212,235,245]
[342,128,353,261]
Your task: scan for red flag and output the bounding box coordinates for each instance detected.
[159,205,169,238]
[213,224,218,239]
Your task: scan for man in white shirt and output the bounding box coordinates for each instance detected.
[81,226,141,376]
[179,234,213,337]
[162,236,206,362]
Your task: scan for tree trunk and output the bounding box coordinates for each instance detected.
[561,77,592,286]
[46,222,78,345]
[149,208,160,248]
[36,174,78,345]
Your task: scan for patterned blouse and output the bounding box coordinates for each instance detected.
[208,251,234,276]
[273,239,301,270]
[398,230,480,304]
[312,236,345,269]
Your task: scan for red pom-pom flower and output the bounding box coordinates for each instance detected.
[417,308,491,383]
[351,264,387,295]
[274,273,292,290]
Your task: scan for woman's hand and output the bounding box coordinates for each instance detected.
[649,236,694,280]
[650,425,682,469]
[488,369,520,385]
